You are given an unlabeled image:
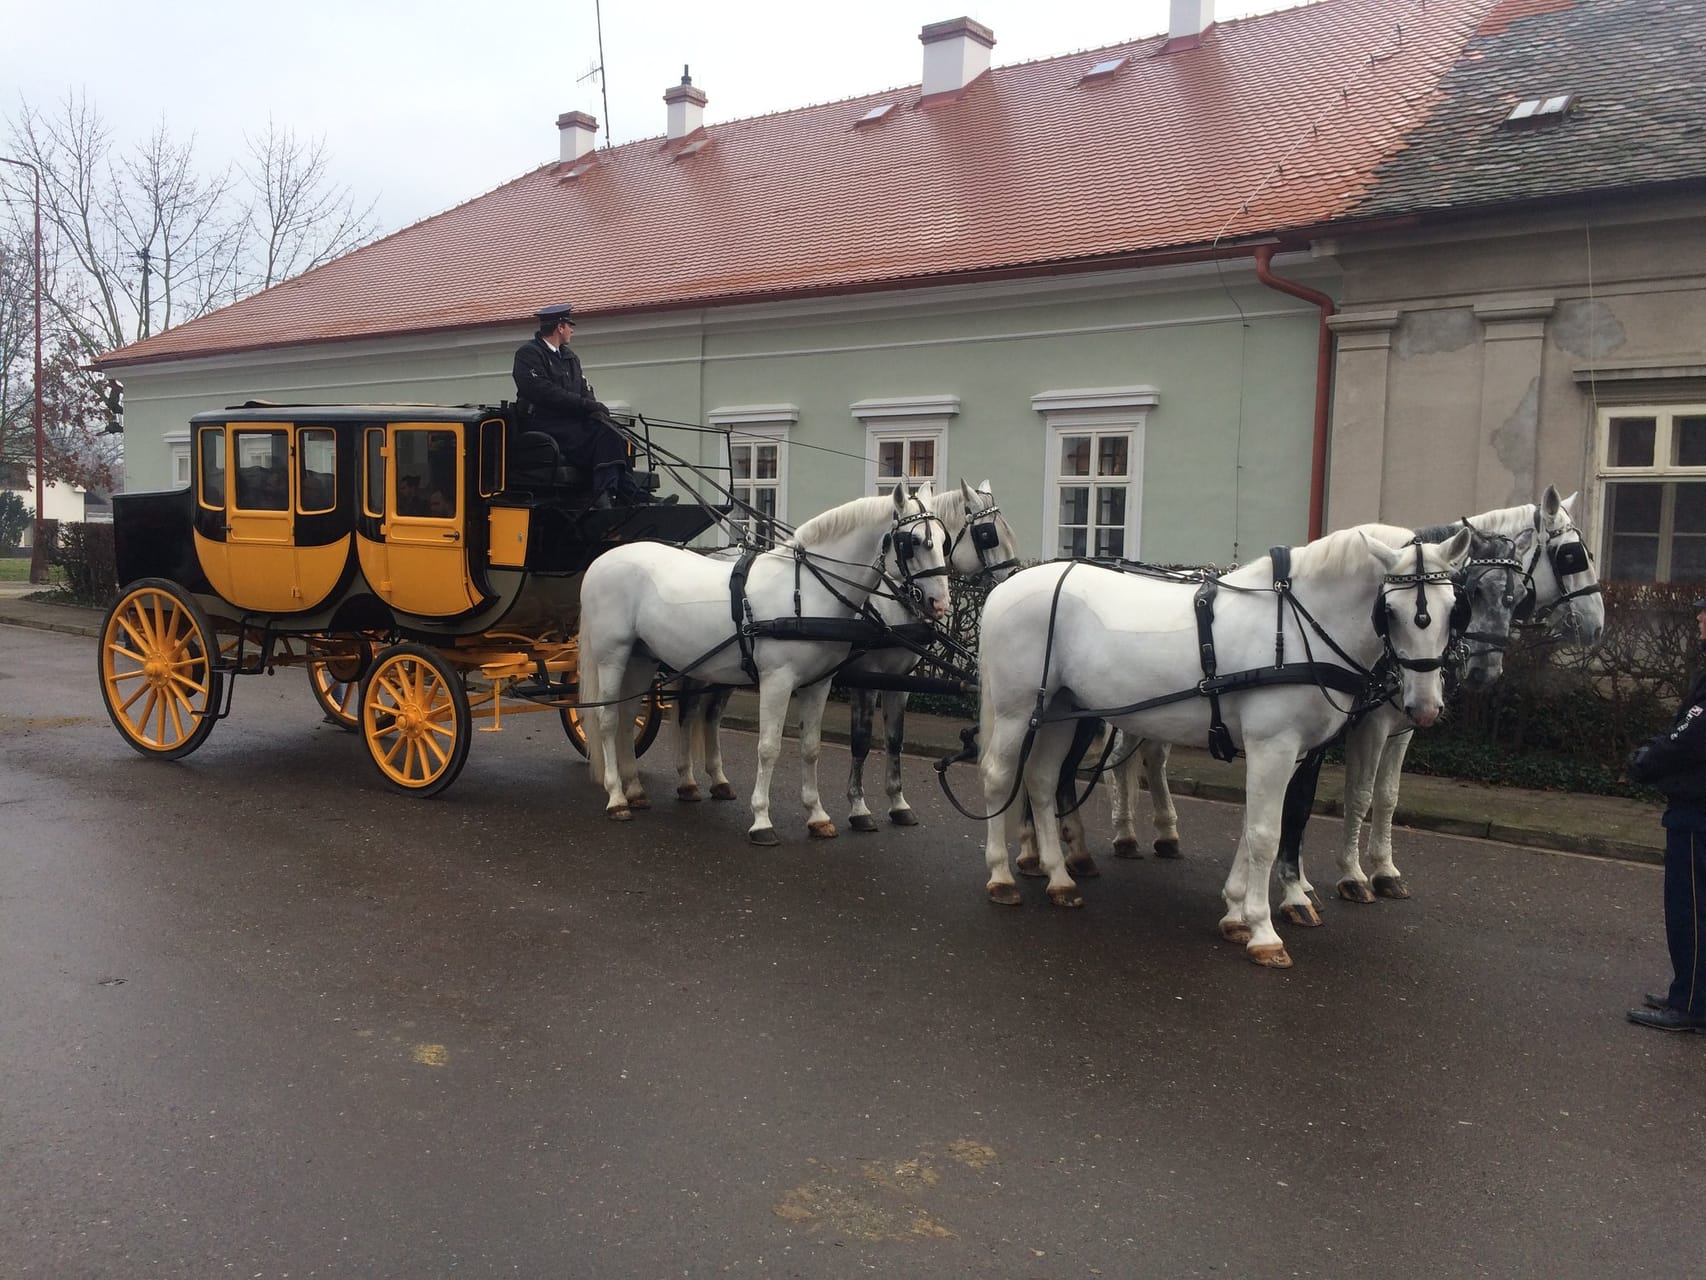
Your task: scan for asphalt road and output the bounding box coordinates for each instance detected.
[2,622,1702,1279]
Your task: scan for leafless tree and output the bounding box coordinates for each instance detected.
[242,119,377,289]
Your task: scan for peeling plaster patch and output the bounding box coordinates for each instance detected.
[1394,308,1478,359]
[1490,377,1539,505]
[1552,299,1627,359]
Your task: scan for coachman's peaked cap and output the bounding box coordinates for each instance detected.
[534,303,576,324]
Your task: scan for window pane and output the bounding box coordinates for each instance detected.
[1608,534,1659,581]
[1096,486,1126,526]
[731,446,752,481]
[365,430,385,515]
[755,444,778,480]
[1095,528,1125,558]
[397,429,457,518]
[1674,481,1706,534]
[1060,486,1089,525]
[755,488,778,518]
[908,440,935,479]
[1098,435,1129,478]
[198,430,226,508]
[1060,436,1091,478]
[1606,481,1661,534]
[298,428,336,513]
[1672,536,1706,584]
[1676,416,1706,467]
[878,441,904,479]
[1608,417,1655,467]
[1058,527,1087,558]
[733,485,751,506]
[234,431,288,510]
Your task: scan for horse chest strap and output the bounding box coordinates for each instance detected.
[729,549,761,684]
[1193,578,1236,763]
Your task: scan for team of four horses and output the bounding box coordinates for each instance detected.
[576,480,1604,968]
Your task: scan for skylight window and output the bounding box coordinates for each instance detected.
[1504,93,1576,127]
[856,102,896,126]
[1081,56,1127,82]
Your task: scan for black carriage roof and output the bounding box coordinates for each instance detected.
[189,401,503,426]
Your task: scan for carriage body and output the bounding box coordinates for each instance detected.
[100,401,720,793]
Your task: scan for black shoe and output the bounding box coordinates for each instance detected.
[658,493,680,505]
[1626,1005,1706,1032]
[1645,990,1673,1011]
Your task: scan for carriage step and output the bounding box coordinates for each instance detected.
[509,678,574,701]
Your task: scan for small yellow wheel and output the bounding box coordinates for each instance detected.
[359,643,470,796]
[307,638,373,732]
[562,690,663,759]
[98,578,223,760]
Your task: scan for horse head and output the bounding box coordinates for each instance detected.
[888,482,953,620]
[948,479,1020,583]
[1454,525,1538,689]
[1364,526,1473,728]
[1528,485,1605,647]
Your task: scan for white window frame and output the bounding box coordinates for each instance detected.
[1033,386,1160,562]
[708,403,796,545]
[852,395,959,497]
[164,429,191,489]
[1594,401,1706,582]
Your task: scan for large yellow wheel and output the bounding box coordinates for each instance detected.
[562,691,663,759]
[359,643,470,796]
[307,638,374,732]
[98,578,224,760]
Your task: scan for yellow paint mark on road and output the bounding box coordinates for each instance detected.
[948,1138,997,1169]
[413,1043,449,1066]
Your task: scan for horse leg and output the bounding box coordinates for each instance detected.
[674,688,703,801]
[747,676,796,845]
[846,688,879,832]
[795,679,838,839]
[1366,729,1417,899]
[1224,742,1298,967]
[614,667,653,810]
[589,656,636,819]
[1025,723,1085,907]
[1277,747,1328,927]
[1016,794,1043,877]
[1061,719,1101,878]
[883,690,918,826]
[1109,733,1143,859]
[704,687,737,801]
[1335,718,1384,905]
[981,716,1029,905]
[1142,739,1181,859]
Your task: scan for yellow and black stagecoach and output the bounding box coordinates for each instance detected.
[99,402,719,795]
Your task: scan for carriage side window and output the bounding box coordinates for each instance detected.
[297,428,337,514]
[233,430,288,511]
[1597,404,1706,582]
[394,427,457,519]
[197,429,226,509]
[1033,386,1158,562]
[364,428,386,516]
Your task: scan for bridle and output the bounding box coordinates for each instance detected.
[1372,538,1460,675]
[883,494,953,609]
[946,493,1019,580]
[1453,524,1534,659]
[1528,520,1601,631]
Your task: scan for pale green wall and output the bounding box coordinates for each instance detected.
[116,264,1327,567]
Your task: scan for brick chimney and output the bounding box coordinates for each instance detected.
[557,111,598,163]
[920,17,994,98]
[664,67,707,139]
[1168,0,1215,49]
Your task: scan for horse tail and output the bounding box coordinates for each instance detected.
[577,624,605,773]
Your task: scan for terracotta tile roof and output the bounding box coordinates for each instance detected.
[101,0,1494,368]
[1347,0,1706,221]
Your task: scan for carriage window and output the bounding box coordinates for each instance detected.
[394,428,458,519]
[233,430,289,511]
[1598,405,1706,583]
[197,429,226,509]
[298,428,337,514]
[364,428,386,516]
[1056,430,1131,558]
[478,419,504,497]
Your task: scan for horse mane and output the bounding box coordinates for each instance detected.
[788,492,915,548]
[1223,526,1384,588]
[929,486,967,524]
[1452,503,1540,539]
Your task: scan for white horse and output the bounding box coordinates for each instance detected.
[578,484,950,844]
[669,481,1020,823]
[975,524,1471,966]
[1275,485,1604,920]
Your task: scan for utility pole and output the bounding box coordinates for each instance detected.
[138,246,152,340]
[0,155,47,584]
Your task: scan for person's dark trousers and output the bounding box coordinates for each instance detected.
[1660,813,1706,1014]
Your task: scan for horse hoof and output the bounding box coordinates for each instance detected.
[1113,837,1143,860]
[1248,943,1293,968]
[1015,854,1046,879]
[808,820,838,840]
[1372,874,1411,900]
[607,806,633,822]
[628,795,651,811]
[1153,838,1183,860]
[1220,921,1253,945]
[888,808,919,827]
[987,882,1022,906]
[1281,902,1324,928]
[676,785,702,802]
[1046,885,1085,908]
[849,813,879,833]
[748,826,781,846]
[1307,890,1324,910]
[1066,855,1100,879]
[1337,879,1377,905]
[710,783,738,802]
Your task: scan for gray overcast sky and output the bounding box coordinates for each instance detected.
[7,0,1303,234]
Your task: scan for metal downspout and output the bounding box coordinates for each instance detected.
[1254,245,1334,540]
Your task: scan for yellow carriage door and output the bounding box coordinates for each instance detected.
[190,424,302,613]
[361,423,482,616]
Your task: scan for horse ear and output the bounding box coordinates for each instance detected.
[1560,490,1579,517]
[891,484,909,512]
[960,479,976,506]
[978,478,992,494]
[1541,484,1563,518]
[1513,526,1539,556]
[1360,528,1402,572]
[1443,525,1474,568]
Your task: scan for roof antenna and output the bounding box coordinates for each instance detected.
[577,0,614,147]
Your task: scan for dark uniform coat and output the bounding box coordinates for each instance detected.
[511,337,628,482]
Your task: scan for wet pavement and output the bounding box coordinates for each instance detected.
[2,619,1703,1278]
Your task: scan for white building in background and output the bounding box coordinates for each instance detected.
[1,464,89,548]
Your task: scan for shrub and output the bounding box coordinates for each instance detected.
[0,492,27,552]
[51,522,119,608]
